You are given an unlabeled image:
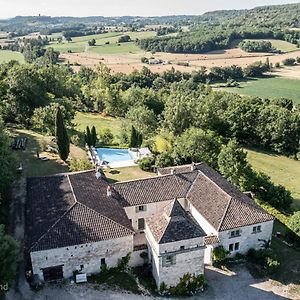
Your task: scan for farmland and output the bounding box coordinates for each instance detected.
[223,76,300,104]
[241,39,299,52]
[48,31,156,55]
[0,50,24,64]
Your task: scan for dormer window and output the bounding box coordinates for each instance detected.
[136,205,147,213]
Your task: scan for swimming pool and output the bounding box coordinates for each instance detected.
[95,148,136,167]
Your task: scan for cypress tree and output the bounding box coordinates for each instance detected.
[55,107,70,162]
[85,126,91,147]
[91,126,97,147]
[129,126,137,148]
[137,132,143,147]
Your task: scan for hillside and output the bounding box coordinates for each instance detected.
[138,3,300,54]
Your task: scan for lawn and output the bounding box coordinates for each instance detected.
[104,166,156,183]
[48,31,155,55]
[9,128,86,177]
[246,148,300,210]
[74,112,122,143]
[225,76,300,104]
[0,50,24,64]
[243,39,298,52]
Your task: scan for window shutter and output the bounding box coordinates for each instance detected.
[135,206,139,213]
[172,255,176,265]
[144,205,147,212]
[162,257,166,267]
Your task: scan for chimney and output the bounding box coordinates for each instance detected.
[170,168,175,175]
[191,162,195,171]
[95,167,102,179]
[107,185,112,197]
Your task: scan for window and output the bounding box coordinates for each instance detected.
[101,258,106,265]
[80,264,84,270]
[136,205,147,213]
[253,225,262,233]
[230,230,241,238]
[162,255,176,267]
[180,246,185,250]
[229,242,240,252]
[234,242,239,251]
[138,218,145,230]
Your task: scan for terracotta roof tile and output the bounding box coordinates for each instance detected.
[146,200,206,244]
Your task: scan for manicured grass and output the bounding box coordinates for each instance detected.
[244,39,298,52]
[104,166,156,183]
[225,76,300,104]
[9,128,86,177]
[0,50,24,64]
[246,148,300,209]
[48,31,155,54]
[74,112,122,143]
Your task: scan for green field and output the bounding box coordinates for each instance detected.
[225,77,300,104]
[48,31,155,55]
[0,50,24,64]
[246,148,300,209]
[74,112,122,143]
[244,39,298,52]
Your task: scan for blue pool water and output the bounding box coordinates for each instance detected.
[96,148,134,163]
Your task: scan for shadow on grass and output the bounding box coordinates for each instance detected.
[10,128,68,177]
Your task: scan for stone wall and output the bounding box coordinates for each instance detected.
[145,224,205,288]
[124,200,173,232]
[30,235,133,280]
[218,220,274,255]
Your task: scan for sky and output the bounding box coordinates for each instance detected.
[0,0,299,19]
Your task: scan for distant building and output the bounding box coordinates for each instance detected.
[26,163,274,287]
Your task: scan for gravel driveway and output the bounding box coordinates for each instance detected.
[7,265,296,300]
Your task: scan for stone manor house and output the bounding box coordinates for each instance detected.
[26,163,274,288]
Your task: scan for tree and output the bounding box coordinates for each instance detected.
[129,126,138,148]
[85,126,92,147]
[118,35,131,43]
[0,224,19,297]
[0,122,16,223]
[88,39,96,46]
[91,126,97,147]
[125,105,157,138]
[288,212,300,237]
[55,107,70,161]
[173,127,221,168]
[218,139,253,191]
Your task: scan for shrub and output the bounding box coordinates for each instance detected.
[68,158,93,172]
[275,62,280,68]
[155,152,174,168]
[141,57,149,64]
[282,58,296,66]
[138,157,156,172]
[296,57,300,63]
[117,253,131,272]
[99,128,114,146]
[166,273,206,296]
[213,246,228,262]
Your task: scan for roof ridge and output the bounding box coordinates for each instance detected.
[27,169,96,179]
[76,201,134,234]
[185,171,201,198]
[29,202,77,252]
[217,197,232,231]
[197,169,232,199]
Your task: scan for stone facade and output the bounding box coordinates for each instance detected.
[124,200,173,232]
[218,220,274,256]
[31,235,133,280]
[145,223,205,288]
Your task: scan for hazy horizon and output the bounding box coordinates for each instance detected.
[0,0,299,19]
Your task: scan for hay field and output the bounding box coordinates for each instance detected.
[61,45,300,74]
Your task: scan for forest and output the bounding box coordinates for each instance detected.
[138,3,300,53]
